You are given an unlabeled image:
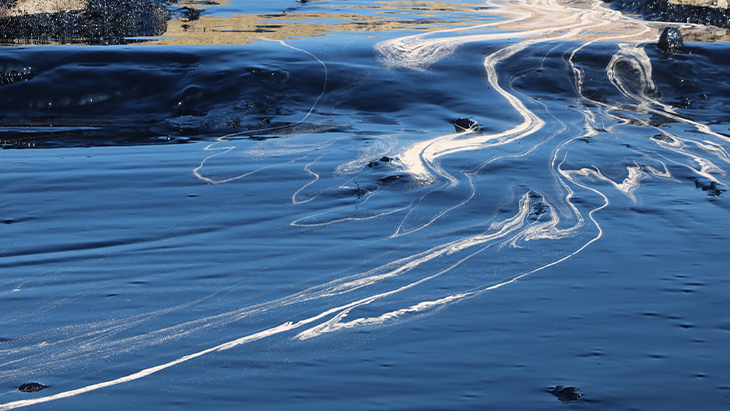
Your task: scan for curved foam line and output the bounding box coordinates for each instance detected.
[193,40,329,185]
[292,155,324,205]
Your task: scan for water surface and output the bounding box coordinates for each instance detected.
[2,0,730,410]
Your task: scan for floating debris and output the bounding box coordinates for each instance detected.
[378,175,404,184]
[353,180,367,198]
[550,385,583,403]
[694,179,725,197]
[18,382,46,393]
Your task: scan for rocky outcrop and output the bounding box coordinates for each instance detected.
[608,0,730,28]
[658,26,684,51]
[0,0,169,44]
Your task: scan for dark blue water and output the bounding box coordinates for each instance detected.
[2,0,730,409]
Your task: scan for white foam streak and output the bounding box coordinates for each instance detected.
[193,40,328,185]
[2,189,592,409]
[0,322,298,411]
[385,0,651,186]
[292,156,323,205]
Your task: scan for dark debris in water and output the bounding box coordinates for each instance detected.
[2,140,36,149]
[652,134,675,142]
[353,180,367,199]
[549,385,583,403]
[367,156,393,168]
[533,202,549,216]
[18,382,46,393]
[454,117,479,133]
[378,175,405,184]
[694,179,725,197]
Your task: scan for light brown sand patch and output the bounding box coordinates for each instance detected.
[2,0,87,17]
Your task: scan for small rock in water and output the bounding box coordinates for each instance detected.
[658,27,683,53]
[18,382,46,393]
[379,156,392,162]
[550,385,583,402]
[454,117,478,132]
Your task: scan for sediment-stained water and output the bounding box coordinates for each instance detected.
[1,0,729,410]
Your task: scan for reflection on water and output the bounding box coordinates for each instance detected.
[1,0,730,410]
[150,0,499,45]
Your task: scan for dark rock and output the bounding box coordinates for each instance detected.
[658,27,684,52]
[454,117,478,132]
[367,161,379,168]
[608,0,730,29]
[179,6,201,21]
[0,0,170,45]
[550,385,583,402]
[379,156,392,162]
[18,382,46,393]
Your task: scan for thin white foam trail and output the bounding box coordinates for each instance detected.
[0,323,298,411]
[291,155,325,205]
[605,42,730,144]
[284,0,658,237]
[193,40,329,185]
[388,0,654,186]
[569,39,730,196]
[297,186,612,341]
[1,187,605,409]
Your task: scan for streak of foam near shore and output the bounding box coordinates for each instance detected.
[376,0,657,72]
[378,0,657,185]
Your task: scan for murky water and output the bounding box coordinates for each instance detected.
[2,0,730,410]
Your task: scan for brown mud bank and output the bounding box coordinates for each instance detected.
[0,0,169,44]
